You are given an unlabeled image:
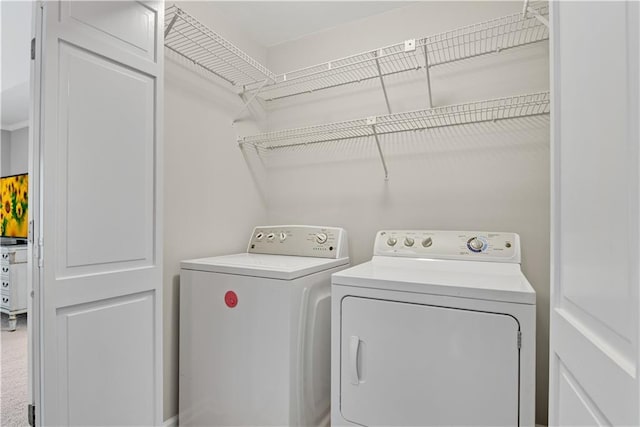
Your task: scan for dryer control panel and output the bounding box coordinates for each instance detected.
[374,230,520,263]
[247,225,348,259]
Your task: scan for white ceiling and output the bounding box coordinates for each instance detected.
[211,1,414,47]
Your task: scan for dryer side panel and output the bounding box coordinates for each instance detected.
[340,296,520,426]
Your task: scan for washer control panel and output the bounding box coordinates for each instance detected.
[374,230,520,263]
[248,225,348,259]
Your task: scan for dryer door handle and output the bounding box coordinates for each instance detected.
[349,335,361,385]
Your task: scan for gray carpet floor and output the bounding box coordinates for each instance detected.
[1,313,28,426]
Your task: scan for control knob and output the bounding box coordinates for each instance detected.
[422,237,433,247]
[467,237,484,252]
[387,237,397,246]
[279,232,287,242]
[315,233,328,244]
[404,237,415,247]
[255,232,264,240]
[267,233,275,241]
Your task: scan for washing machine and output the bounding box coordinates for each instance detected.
[331,230,536,427]
[179,225,349,426]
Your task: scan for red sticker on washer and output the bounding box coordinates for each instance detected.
[225,291,238,308]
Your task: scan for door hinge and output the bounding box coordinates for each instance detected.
[517,331,522,349]
[37,238,43,268]
[31,38,36,60]
[28,404,35,426]
[28,220,34,243]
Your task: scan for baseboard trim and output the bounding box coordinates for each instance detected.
[163,415,178,427]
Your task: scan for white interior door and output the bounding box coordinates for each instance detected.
[550,2,639,425]
[31,1,163,425]
[340,297,520,426]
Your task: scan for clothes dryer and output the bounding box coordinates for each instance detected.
[331,230,535,426]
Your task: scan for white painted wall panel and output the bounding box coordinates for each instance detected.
[9,127,28,175]
[163,1,269,419]
[1,127,29,177]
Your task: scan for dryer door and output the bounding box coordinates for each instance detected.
[340,296,520,426]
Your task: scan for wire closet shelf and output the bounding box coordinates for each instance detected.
[238,92,550,150]
[245,5,549,101]
[164,4,275,87]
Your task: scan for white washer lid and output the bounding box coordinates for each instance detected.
[181,253,349,280]
[332,256,535,305]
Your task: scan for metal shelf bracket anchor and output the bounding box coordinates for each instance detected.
[233,78,270,124]
[367,116,389,180]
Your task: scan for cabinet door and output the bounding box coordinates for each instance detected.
[340,297,520,426]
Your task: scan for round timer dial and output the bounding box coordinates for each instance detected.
[315,233,328,244]
[467,237,485,252]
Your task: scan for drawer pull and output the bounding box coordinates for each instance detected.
[2,297,8,303]
[2,267,8,273]
[2,282,8,287]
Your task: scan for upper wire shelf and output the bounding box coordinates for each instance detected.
[238,92,550,150]
[246,5,549,101]
[164,5,275,87]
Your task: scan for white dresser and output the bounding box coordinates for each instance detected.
[1,245,28,331]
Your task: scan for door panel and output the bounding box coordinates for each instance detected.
[557,1,634,346]
[340,297,519,426]
[57,292,156,425]
[62,1,157,61]
[550,2,639,425]
[557,361,608,426]
[34,2,163,425]
[59,42,154,271]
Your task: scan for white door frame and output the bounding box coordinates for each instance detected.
[29,2,44,424]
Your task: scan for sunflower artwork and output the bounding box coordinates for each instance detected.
[0,174,28,238]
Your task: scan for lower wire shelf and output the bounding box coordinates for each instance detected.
[238,91,550,150]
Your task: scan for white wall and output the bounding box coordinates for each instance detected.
[0,1,31,91]
[0,1,32,128]
[163,2,269,420]
[164,1,551,424]
[1,130,9,176]
[259,2,550,424]
[9,126,28,175]
[1,126,28,176]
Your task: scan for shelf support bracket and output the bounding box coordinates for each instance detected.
[522,0,549,28]
[368,116,389,180]
[521,0,529,17]
[232,78,270,124]
[373,51,392,115]
[423,45,433,108]
[164,12,179,38]
[526,6,549,28]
